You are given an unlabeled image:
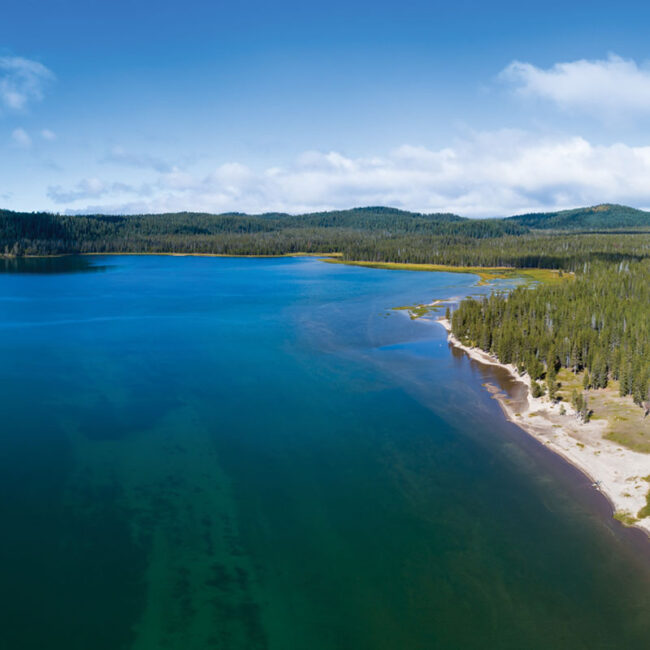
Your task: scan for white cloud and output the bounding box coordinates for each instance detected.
[501,54,650,117]
[11,127,31,148]
[52,131,650,217]
[47,178,150,203]
[48,178,106,202]
[0,56,54,111]
[40,128,56,141]
[297,150,357,171]
[102,146,171,172]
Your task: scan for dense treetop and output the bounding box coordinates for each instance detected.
[506,204,650,231]
[451,260,650,409]
[1,205,649,267]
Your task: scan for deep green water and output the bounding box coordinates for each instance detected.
[1,255,650,650]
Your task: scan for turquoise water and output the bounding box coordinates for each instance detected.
[1,255,650,649]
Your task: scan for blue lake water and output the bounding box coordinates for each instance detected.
[1,255,650,649]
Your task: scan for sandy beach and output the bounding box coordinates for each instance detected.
[436,317,650,536]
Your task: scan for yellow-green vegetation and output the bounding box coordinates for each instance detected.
[638,490,650,519]
[393,301,443,319]
[613,510,639,526]
[556,369,650,453]
[323,258,567,285]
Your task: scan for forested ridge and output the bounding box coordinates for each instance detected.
[1,204,649,269]
[0,206,526,258]
[506,204,650,231]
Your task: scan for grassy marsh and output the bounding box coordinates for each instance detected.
[322,258,568,285]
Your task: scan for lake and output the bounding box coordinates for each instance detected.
[1,255,650,650]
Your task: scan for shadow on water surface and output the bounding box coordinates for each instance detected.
[0,255,109,274]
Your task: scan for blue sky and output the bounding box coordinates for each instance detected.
[3,0,650,216]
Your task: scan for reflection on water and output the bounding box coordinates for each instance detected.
[0,255,109,274]
[450,345,529,412]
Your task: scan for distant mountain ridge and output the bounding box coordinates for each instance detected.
[505,204,650,230]
[1,203,649,258]
[2,203,649,231]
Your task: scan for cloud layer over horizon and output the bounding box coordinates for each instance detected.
[5,46,650,217]
[50,132,650,217]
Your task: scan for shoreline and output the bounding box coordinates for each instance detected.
[323,258,566,285]
[2,252,342,260]
[3,253,565,285]
[435,317,650,537]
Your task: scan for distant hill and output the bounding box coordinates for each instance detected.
[0,206,520,249]
[266,206,465,222]
[1,203,648,257]
[263,206,468,229]
[505,204,650,230]
[2,204,649,237]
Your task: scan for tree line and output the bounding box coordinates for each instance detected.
[1,207,649,271]
[450,260,650,408]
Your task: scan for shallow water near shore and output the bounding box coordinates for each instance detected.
[1,255,650,650]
